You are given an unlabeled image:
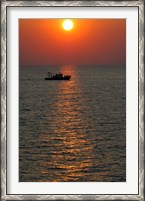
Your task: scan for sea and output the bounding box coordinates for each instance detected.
[19,65,126,182]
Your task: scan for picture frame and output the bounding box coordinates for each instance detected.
[1,0,144,200]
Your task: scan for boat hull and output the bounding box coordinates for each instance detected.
[45,76,71,80]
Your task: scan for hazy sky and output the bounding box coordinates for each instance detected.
[19,19,126,66]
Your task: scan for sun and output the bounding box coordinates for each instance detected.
[62,19,74,31]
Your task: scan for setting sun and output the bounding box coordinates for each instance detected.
[62,19,74,31]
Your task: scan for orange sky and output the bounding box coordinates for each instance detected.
[19,19,126,66]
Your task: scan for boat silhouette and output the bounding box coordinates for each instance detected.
[45,72,71,80]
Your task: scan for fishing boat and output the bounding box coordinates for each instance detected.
[45,72,71,80]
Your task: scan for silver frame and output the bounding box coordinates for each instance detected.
[1,1,144,200]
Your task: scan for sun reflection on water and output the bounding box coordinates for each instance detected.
[39,65,96,181]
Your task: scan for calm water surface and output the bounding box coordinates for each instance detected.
[19,65,126,182]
